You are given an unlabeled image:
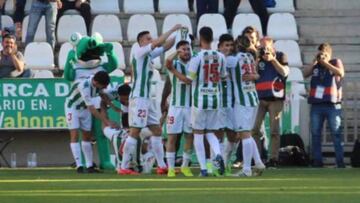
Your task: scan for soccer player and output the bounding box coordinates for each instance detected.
[65,71,114,173]
[232,35,265,177]
[162,40,193,177]
[216,34,238,175]
[100,84,132,170]
[187,27,227,176]
[119,24,182,175]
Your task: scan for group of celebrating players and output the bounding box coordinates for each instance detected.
[64,23,289,177]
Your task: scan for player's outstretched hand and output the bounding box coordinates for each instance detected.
[171,24,182,32]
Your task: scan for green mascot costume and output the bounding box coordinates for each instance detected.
[64,32,119,170]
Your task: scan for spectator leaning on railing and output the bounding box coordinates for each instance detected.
[0,33,30,78]
[302,43,345,168]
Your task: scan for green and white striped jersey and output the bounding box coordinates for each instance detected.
[65,77,100,109]
[73,61,105,82]
[188,49,227,110]
[130,44,164,99]
[168,59,191,108]
[219,55,237,108]
[231,52,259,107]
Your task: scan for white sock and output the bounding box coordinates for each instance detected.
[223,141,236,166]
[205,132,221,155]
[166,152,176,169]
[70,142,82,167]
[251,137,263,165]
[121,136,137,169]
[194,134,207,170]
[242,138,253,173]
[181,151,191,168]
[81,141,93,168]
[150,136,167,168]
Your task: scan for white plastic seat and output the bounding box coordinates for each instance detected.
[162,14,193,34]
[232,13,263,38]
[237,0,254,13]
[288,67,304,82]
[267,0,295,13]
[92,15,123,42]
[274,40,303,67]
[267,13,299,40]
[159,0,189,13]
[58,42,73,70]
[4,0,15,15]
[129,42,162,70]
[100,42,126,70]
[24,42,54,70]
[127,14,158,42]
[22,15,46,43]
[90,0,120,14]
[197,14,227,40]
[33,70,54,78]
[1,15,14,29]
[124,0,154,14]
[57,15,87,43]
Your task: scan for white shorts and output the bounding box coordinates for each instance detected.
[233,105,257,132]
[219,107,235,130]
[129,97,160,128]
[191,108,222,131]
[166,106,192,134]
[65,107,92,131]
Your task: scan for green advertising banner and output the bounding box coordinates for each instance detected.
[0,77,124,130]
[0,78,70,129]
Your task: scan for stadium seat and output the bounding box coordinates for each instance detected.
[24,42,55,70]
[129,42,162,70]
[123,0,154,14]
[21,15,46,43]
[197,14,227,40]
[237,0,254,13]
[33,70,55,78]
[92,15,123,42]
[4,0,14,15]
[58,42,73,70]
[57,15,87,44]
[1,15,14,29]
[267,13,299,40]
[232,13,263,38]
[267,0,295,13]
[158,0,189,13]
[127,14,158,42]
[100,42,126,70]
[90,0,120,14]
[288,67,304,82]
[109,69,125,77]
[274,40,303,67]
[162,14,193,34]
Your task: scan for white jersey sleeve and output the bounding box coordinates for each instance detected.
[150,47,164,59]
[219,53,227,79]
[134,44,153,59]
[187,55,201,80]
[78,80,93,106]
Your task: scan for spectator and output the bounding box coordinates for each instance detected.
[224,0,269,35]
[196,0,219,22]
[0,34,30,78]
[0,0,5,29]
[14,0,27,40]
[25,0,61,49]
[252,37,289,167]
[302,43,345,168]
[57,0,91,35]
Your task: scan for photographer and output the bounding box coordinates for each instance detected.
[303,43,345,168]
[252,37,289,168]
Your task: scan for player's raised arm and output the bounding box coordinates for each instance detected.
[166,51,192,84]
[151,24,182,49]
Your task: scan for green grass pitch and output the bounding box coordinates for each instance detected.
[0,167,359,203]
